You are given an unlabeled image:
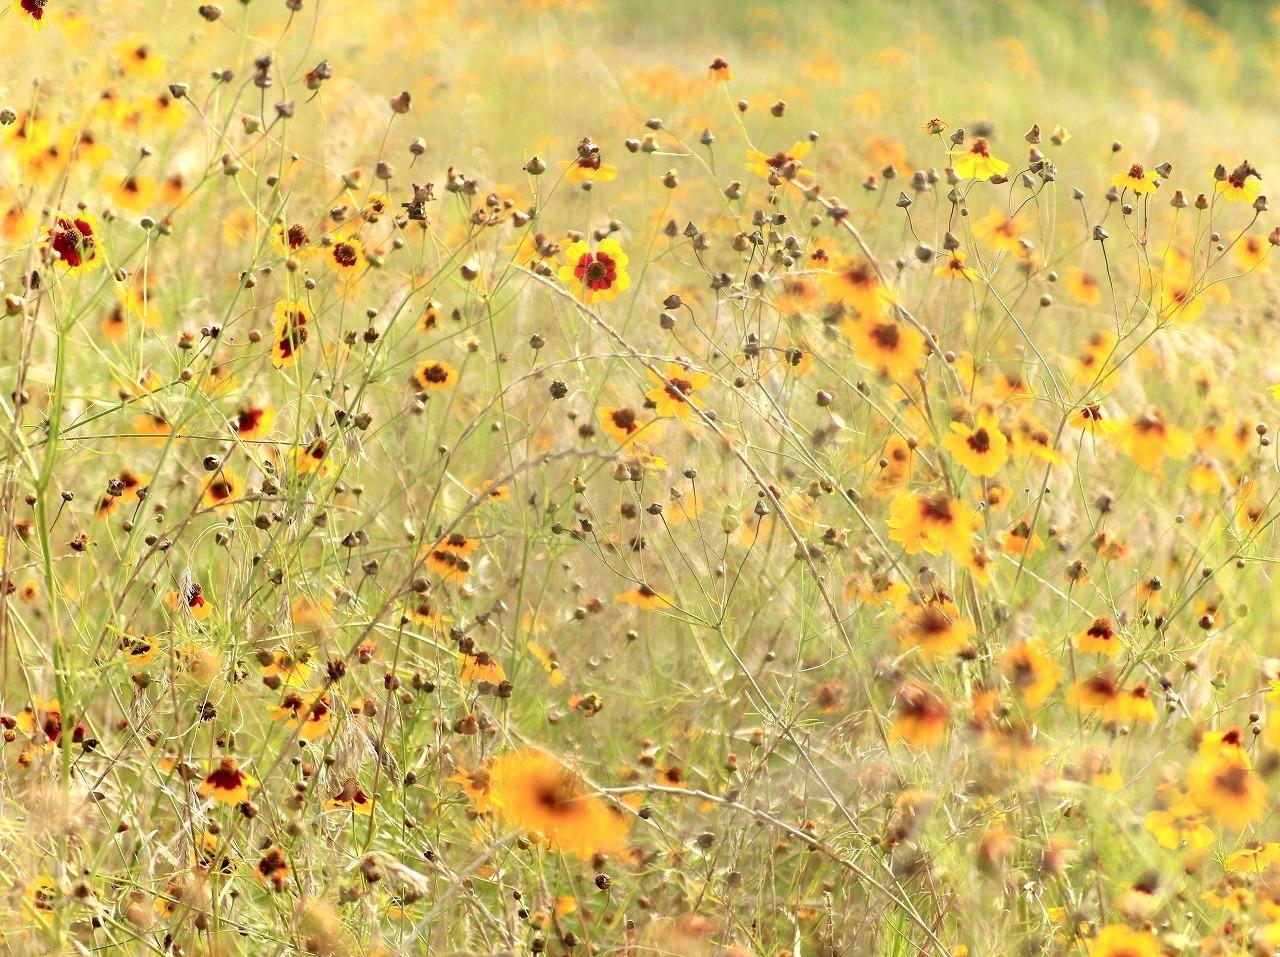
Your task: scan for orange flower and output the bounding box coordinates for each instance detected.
[999,639,1060,708]
[199,757,259,805]
[449,764,499,813]
[16,696,64,749]
[269,691,332,740]
[707,57,733,82]
[892,682,949,746]
[460,650,506,684]
[165,581,213,621]
[1120,407,1192,470]
[202,469,242,509]
[599,407,645,444]
[846,316,926,380]
[96,469,149,519]
[894,598,973,660]
[487,749,631,858]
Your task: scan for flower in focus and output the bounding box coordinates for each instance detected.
[942,411,1009,477]
[326,778,375,815]
[199,757,259,805]
[1111,162,1161,194]
[14,0,50,29]
[272,301,310,369]
[949,138,1009,180]
[487,749,631,858]
[165,581,213,621]
[645,362,710,421]
[413,359,460,391]
[934,249,980,281]
[559,238,630,305]
[1215,160,1262,203]
[43,212,103,275]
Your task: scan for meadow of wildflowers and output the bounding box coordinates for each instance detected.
[5,0,1280,955]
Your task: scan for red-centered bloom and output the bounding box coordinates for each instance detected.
[708,57,733,82]
[199,757,259,805]
[43,212,103,275]
[559,238,630,305]
[14,0,49,29]
[272,301,309,369]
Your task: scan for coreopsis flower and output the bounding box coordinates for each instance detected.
[1143,797,1214,850]
[887,492,976,559]
[476,481,510,502]
[326,778,374,815]
[293,437,330,475]
[891,681,949,746]
[922,117,949,135]
[1000,517,1044,557]
[847,316,926,380]
[1071,330,1117,385]
[413,359,459,391]
[272,301,310,369]
[1111,162,1161,194]
[972,208,1024,252]
[617,584,674,610]
[1076,616,1120,657]
[201,469,241,509]
[326,236,365,273]
[1062,266,1102,305]
[527,642,565,687]
[199,757,259,805]
[894,596,973,660]
[449,764,499,813]
[1186,750,1267,828]
[844,570,910,608]
[102,173,157,211]
[1227,841,1280,873]
[165,581,213,620]
[558,140,617,184]
[487,749,631,858]
[96,469,149,519]
[746,141,811,180]
[1068,403,1120,437]
[707,57,733,82]
[260,649,312,687]
[1068,672,1128,723]
[999,639,1060,708]
[818,257,892,316]
[254,848,291,891]
[43,212,103,275]
[1215,160,1262,203]
[114,35,165,79]
[558,238,630,305]
[942,411,1009,477]
[948,138,1009,180]
[1087,925,1160,957]
[272,221,314,258]
[459,650,505,683]
[599,407,645,444]
[16,696,63,749]
[934,249,980,281]
[1120,407,1192,470]
[231,403,274,440]
[645,362,710,421]
[269,691,332,740]
[14,0,50,28]
[507,231,562,269]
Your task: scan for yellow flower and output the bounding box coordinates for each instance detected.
[617,584,674,610]
[745,141,811,180]
[887,492,976,559]
[949,138,1009,180]
[43,212,104,275]
[942,411,1009,477]
[934,249,980,280]
[999,639,1060,708]
[413,360,460,391]
[558,238,630,305]
[1215,160,1262,203]
[846,316,926,380]
[199,757,259,805]
[1119,407,1192,471]
[645,362,711,421]
[1111,162,1161,194]
[1086,924,1160,957]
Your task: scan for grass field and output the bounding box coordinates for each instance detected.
[4,0,1280,955]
